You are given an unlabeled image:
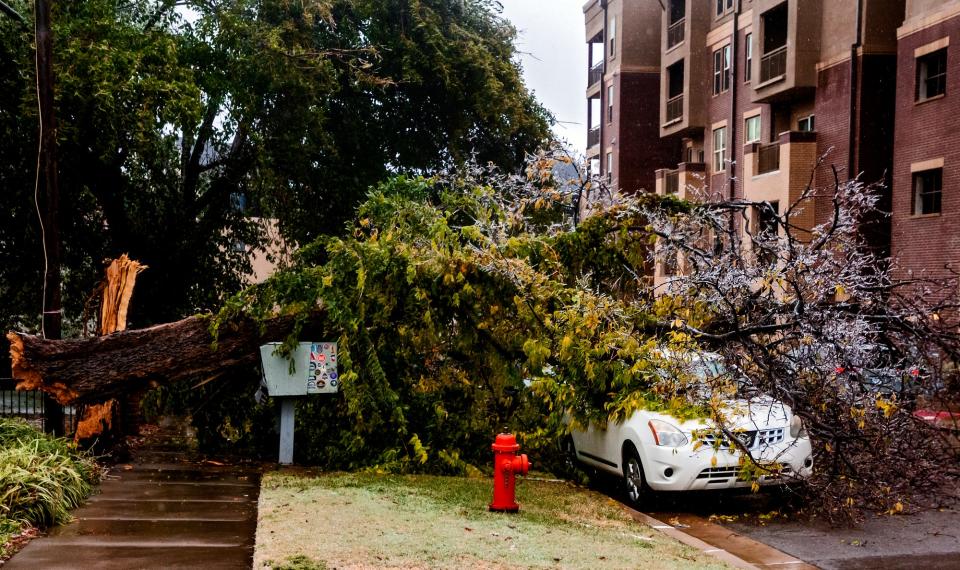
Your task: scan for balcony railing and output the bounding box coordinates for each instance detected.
[588,62,603,86]
[759,45,787,83]
[757,142,781,174]
[587,126,600,148]
[664,170,679,195]
[667,18,685,49]
[665,93,683,124]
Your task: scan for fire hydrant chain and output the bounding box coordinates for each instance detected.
[489,433,530,512]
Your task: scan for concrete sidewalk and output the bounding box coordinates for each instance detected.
[6,420,261,569]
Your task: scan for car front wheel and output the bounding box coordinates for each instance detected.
[622,445,648,508]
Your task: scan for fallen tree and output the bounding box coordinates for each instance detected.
[6,150,959,521]
[7,314,297,405]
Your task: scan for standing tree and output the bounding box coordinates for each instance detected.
[0,0,552,336]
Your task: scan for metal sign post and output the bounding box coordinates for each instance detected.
[278,398,296,465]
[259,342,339,465]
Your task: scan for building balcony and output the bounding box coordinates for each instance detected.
[750,0,821,103]
[742,131,818,231]
[588,62,603,87]
[666,18,685,50]
[655,162,706,201]
[587,126,600,150]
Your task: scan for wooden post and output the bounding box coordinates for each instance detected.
[36,0,63,435]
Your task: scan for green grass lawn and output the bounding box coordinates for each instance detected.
[0,418,99,562]
[254,470,730,569]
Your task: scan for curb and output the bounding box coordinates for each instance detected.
[620,505,818,570]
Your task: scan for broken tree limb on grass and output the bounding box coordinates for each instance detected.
[7,314,298,405]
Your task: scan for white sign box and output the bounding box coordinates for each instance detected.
[259,342,339,396]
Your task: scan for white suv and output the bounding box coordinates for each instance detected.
[569,355,813,507]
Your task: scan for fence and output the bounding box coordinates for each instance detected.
[760,45,787,83]
[588,62,603,86]
[667,18,685,49]
[587,126,600,148]
[666,93,683,124]
[757,142,781,175]
[664,170,680,195]
[0,378,80,435]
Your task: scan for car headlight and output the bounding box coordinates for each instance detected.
[648,419,688,447]
[789,415,807,438]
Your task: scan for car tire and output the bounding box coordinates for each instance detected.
[622,444,648,509]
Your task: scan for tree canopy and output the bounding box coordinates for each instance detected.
[0,0,552,338]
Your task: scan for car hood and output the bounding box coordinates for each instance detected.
[658,397,792,433]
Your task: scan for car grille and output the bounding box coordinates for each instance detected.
[697,427,786,450]
[696,464,793,482]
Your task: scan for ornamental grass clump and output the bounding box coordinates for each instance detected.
[0,418,99,529]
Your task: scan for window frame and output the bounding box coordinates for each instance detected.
[713,126,727,174]
[607,84,614,123]
[609,15,617,59]
[713,45,731,95]
[912,168,943,215]
[606,152,613,184]
[715,0,734,18]
[745,115,761,143]
[916,48,947,102]
[798,114,815,132]
[745,33,753,82]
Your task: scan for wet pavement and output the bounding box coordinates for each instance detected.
[6,419,261,569]
[593,471,960,569]
[727,507,960,570]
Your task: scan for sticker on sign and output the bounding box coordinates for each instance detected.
[308,342,339,394]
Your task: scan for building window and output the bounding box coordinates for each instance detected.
[607,85,614,123]
[912,168,942,215]
[745,115,761,143]
[713,45,731,95]
[606,152,613,184]
[609,16,616,58]
[713,126,727,173]
[715,0,734,17]
[798,114,815,132]
[745,33,753,82]
[916,48,947,101]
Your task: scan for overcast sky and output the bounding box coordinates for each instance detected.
[499,1,587,155]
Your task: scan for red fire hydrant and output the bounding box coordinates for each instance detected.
[489,433,530,512]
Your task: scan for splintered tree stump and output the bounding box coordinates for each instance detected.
[74,254,146,439]
[7,315,296,405]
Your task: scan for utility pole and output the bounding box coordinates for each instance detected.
[35,0,63,434]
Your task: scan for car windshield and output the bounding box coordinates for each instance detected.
[672,354,757,399]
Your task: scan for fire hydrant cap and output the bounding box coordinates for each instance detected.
[491,433,520,452]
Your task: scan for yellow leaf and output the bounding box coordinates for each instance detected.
[710,455,718,467]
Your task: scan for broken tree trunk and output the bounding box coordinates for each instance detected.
[99,254,146,335]
[7,314,298,405]
[74,255,147,440]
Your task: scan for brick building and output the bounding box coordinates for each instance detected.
[585,0,960,284]
[892,1,960,281]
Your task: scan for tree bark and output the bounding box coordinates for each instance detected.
[7,315,297,405]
